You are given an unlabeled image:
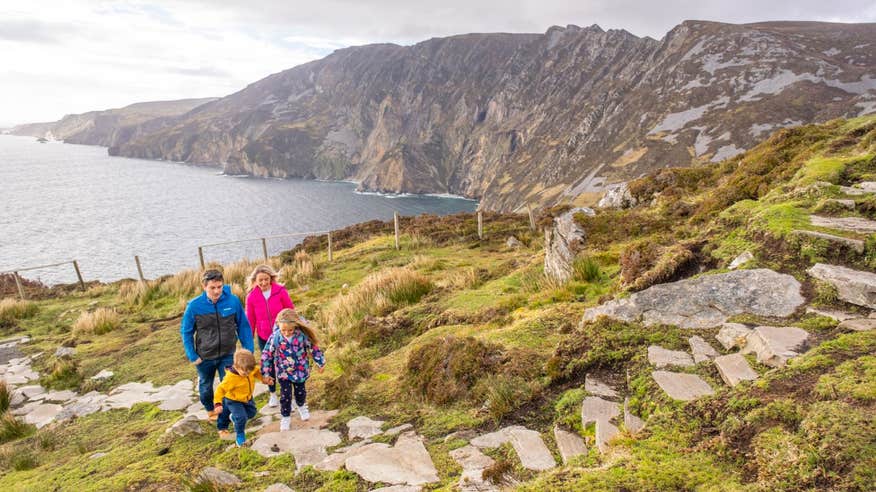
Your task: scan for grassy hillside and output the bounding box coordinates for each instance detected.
[0,116,874,491]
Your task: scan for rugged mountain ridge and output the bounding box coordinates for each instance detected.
[10,98,217,147]
[18,21,876,211]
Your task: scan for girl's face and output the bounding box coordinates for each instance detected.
[278,322,296,338]
[255,273,272,291]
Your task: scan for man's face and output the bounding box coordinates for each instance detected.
[204,280,223,302]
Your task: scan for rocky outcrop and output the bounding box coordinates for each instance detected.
[807,263,876,308]
[582,269,805,328]
[544,208,591,283]
[20,22,875,211]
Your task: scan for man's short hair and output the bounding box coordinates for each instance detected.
[202,269,224,284]
[234,349,256,372]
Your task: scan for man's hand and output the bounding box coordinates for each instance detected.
[192,358,203,366]
[213,404,223,415]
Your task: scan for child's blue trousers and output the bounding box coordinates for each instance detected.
[217,398,258,445]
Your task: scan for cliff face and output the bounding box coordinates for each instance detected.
[26,21,876,211]
[10,98,217,147]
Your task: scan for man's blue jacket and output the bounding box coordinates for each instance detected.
[181,285,253,362]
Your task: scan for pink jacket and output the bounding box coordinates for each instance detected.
[245,283,295,341]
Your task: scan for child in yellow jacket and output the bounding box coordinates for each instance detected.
[213,349,263,446]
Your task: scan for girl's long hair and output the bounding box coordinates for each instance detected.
[276,308,320,347]
[248,264,278,290]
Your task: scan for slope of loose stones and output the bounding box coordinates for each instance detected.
[713,353,759,387]
[651,371,714,401]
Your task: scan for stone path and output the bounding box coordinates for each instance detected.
[810,215,876,234]
[581,269,804,329]
[741,326,809,368]
[792,230,864,253]
[651,371,714,401]
[581,396,620,453]
[470,425,556,471]
[647,346,694,368]
[553,426,586,464]
[713,354,759,387]
[450,445,499,491]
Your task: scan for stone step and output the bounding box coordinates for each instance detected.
[838,318,876,331]
[688,336,719,363]
[584,374,619,399]
[648,345,695,368]
[713,353,759,387]
[553,426,586,464]
[810,215,876,234]
[581,396,621,453]
[347,415,385,440]
[839,184,875,196]
[449,445,499,492]
[623,398,645,434]
[807,263,876,309]
[741,326,810,368]
[469,425,556,471]
[825,199,856,210]
[805,307,859,321]
[651,371,715,401]
[791,230,864,253]
[716,323,753,350]
[252,428,342,468]
[344,432,440,486]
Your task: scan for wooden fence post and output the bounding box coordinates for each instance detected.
[198,247,205,270]
[261,238,269,261]
[327,232,333,262]
[72,260,85,290]
[13,271,25,300]
[394,212,400,250]
[527,205,536,231]
[134,256,145,282]
[477,211,484,240]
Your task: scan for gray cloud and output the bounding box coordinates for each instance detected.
[0,19,75,44]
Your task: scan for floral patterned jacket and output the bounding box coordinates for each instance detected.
[260,327,325,383]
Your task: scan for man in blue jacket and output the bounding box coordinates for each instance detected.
[181,269,254,418]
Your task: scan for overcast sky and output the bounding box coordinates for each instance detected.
[2,0,875,127]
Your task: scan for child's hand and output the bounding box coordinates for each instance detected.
[262,376,274,385]
[213,404,223,415]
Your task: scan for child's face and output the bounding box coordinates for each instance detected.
[279,321,296,338]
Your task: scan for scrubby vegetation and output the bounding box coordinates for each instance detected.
[0,116,874,490]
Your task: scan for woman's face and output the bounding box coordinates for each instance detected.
[255,272,272,291]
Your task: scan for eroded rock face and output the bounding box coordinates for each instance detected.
[544,208,592,283]
[597,182,637,209]
[807,263,876,309]
[582,269,804,328]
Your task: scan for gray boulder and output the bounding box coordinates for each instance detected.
[544,208,593,283]
[597,182,637,209]
[198,467,242,489]
[582,269,804,329]
[838,318,876,331]
[807,263,876,309]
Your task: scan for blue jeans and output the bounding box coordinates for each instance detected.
[257,336,276,394]
[196,354,234,412]
[217,398,257,445]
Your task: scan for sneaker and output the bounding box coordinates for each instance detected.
[280,416,291,431]
[218,429,234,441]
[236,435,246,447]
[268,393,278,407]
[297,403,310,421]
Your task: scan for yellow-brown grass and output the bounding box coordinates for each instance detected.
[280,251,320,288]
[72,308,121,336]
[156,268,202,300]
[0,298,38,326]
[436,267,480,290]
[321,267,432,340]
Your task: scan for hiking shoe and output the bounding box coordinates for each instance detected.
[297,403,310,421]
[236,435,246,447]
[268,393,278,407]
[280,416,291,431]
[218,429,234,441]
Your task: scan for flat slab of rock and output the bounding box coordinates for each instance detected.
[553,426,586,464]
[581,397,620,424]
[585,374,619,399]
[90,369,114,380]
[256,409,338,435]
[347,415,385,440]
[344,432,439,486]
[385,423,414,436]
[716,323,753,350]
[23,403,63,428]
[582,269,804,329]
[792,230,864,253]
[595,420,620,453]
[470,427,513,449]
[648,346,694,368]
[56,391,107,421]
[810,215,876,234]
[264,485,294,492]
[838,318,876,331]
[449,445,498,492]
[652,371,714,401]
[689,336,719,363]
[728,251,754,270]
[165,414,204,438]
[508,427,556,471]
[742,326,809,368]
[805,307,858,321]
[16,385,45,399]
[198,467,241,488]
[252,428,342,468]
[41,390,77,403]
[807,263,876,309]
[623,398,645,434]
[315,441,373,472]
[714,353,759,387]
[370,486,422,492]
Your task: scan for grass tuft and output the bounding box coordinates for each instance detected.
[72,307,122,335]
[0,298,38,327]
[0,412,35,444]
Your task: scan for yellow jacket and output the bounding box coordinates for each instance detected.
[214,365,260,404]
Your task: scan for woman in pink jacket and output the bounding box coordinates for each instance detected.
[245,264,295,407]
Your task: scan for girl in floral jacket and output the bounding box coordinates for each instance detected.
[261,308,325,430]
